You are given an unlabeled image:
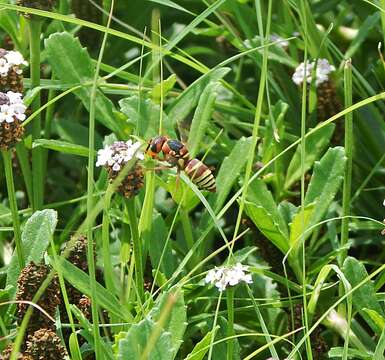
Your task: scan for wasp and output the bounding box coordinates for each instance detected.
[146,135,216,192]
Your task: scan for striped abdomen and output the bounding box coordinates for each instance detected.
[185,159,216,192]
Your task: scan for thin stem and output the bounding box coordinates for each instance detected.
[126,198,144,302]
[226,288,234,360]
[340,59,353,265]
[28,18,43,211]
[102,194,116,296]
[86,1,115,358]
[180,208,195,264]
[2,150,24,269]
[299,0,312,358]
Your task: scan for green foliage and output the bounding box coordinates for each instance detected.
[1,1,385,359]
[6,210,57,298]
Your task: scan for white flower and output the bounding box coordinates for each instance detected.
[270,34,289,49]
[0,58,10,77]
[96,146,113,167]
[0,104,16,123]
[4,51,28,67]
[96,140,144,171]
[383,199,385,206]
[292,58,335,86]
[7,91,23,105]
[205,263,253,291]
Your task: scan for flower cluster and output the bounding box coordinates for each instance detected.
[0,91,27,149]
[292,58,335,86]
[205,263,253,291]
[96,140,145,198]
[96,140,144,172]
[0,91,26,123]
[0,50,28,77]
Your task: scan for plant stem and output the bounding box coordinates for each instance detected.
[2,150,24,269]
[340,59,353,265]
[226,287,234,360]
[28,18,43,211]
[102,194,116,296]
[126,198,144,302]
[180,208,195,264]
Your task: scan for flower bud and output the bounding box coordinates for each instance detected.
[16,262,60,333]
[25,329,67,360]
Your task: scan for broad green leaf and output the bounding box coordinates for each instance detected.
[59,259,131,321]
[343,257,384,335]
[33,139,91,157]
[118,318,173,360]
[214,137,252,212]
[289,203,315,249]
[247,178,289,238]
[148,211,176,278]
[165,174,200,211]
[363,308,385,331]
[167,67,230,126]
[119,96,176,139]
[188,82,219,158]
[6,210,58,298]
[150,288,187,358]
[186,327,219,360]
[304,147,346,230]
[285,124,335,189]
[45,32,122,135]
[151,74,177,103]
[244,201,289,254]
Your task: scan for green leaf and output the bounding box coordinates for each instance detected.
[343,256,384,335]
[151,74,177,103]
[45,32,122,135]
[165,174,200,211]
[148,211,176,278]
[119,96,176,139]
[6,210,58,299]
[244,201,289,254]
[285,124,335,189]
[33,139,91,157]
[211,317,240,360]
[363,308,385,332]
[247,178,289,238]
[167,67,230,127]
[59,259,131,321]
[188,81,219,158]
[289,203,315,249]
[304,147,346,231]
[328,347,372,360]
[118,318,174,360]
[150,288,187,358]
[214,137,252,212]
[186,327,219,360]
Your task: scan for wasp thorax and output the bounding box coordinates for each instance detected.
[0,91,27,150]
[96,139,145,198]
